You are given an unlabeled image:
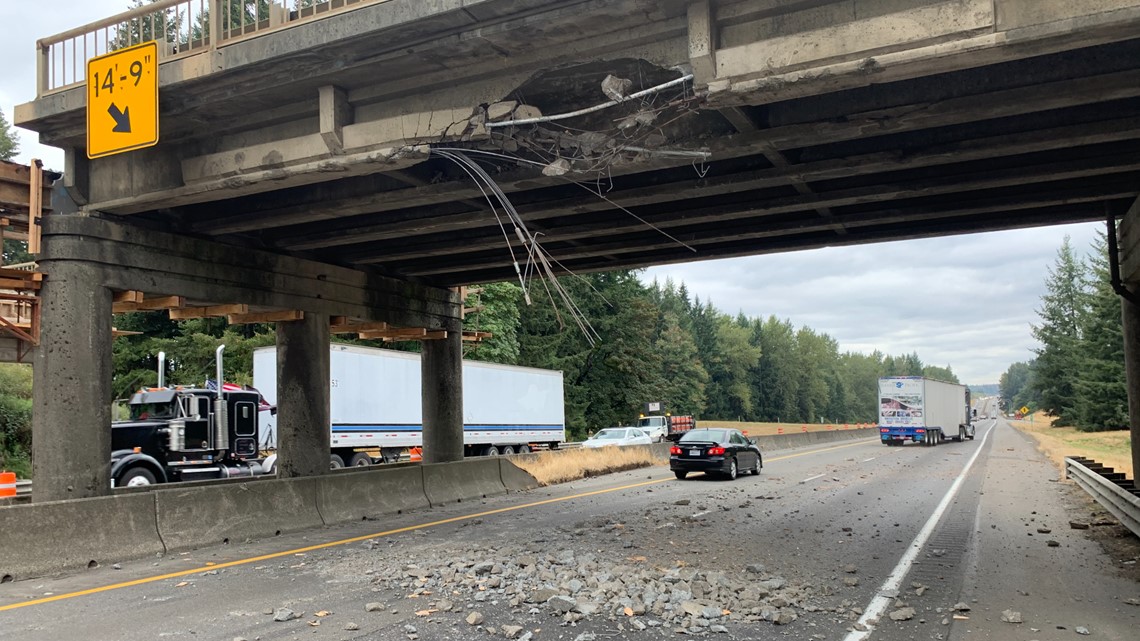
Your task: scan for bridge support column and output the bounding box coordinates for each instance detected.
[422,321,463,463]
[275,313,331,477]
[1122,297,1140,480]
[32,260,112,501]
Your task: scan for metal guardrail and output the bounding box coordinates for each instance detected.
[1064,456,1140,538]
[37,0,390,96]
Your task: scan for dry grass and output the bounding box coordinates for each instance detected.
[1010,412,1133,477]
[700,420,875,436]
[512,446,665,486]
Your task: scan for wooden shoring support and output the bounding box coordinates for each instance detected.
[227,310,304,324]
[461,330,492,342]
[376,330,448,343]
[113,292,188,313]
[0,217,6,267]
[111,328,144,337]
[0,277,40,291]
[27,160,43,255]
[112,290,144,304]
[169,304,249,320]
[357,327,428,340]
[356,327,450,341]
[329,319,389,334]
[0,267,43,282]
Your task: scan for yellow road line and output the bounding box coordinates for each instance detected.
[0,438,871,612]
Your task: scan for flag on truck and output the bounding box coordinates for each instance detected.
[205,379,276,414]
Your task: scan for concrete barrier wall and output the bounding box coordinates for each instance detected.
[0,493,164,581]
[422,458,506,505]
[317,465,429,524]
[754,427,877,453]
[499,459,541,492]
[153,476,324,553]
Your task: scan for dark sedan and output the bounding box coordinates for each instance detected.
[669,428,762,480]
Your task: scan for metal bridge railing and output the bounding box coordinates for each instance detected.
[1064,456,1140,538]
[36,0,389,96]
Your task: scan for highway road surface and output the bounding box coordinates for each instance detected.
[1,420,1137,640]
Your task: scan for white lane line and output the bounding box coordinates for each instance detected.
[863,457,877,462]
[842,424,994,641]
[799,473,825,484]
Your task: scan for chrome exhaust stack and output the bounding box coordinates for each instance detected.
[157,351,166,388]
[214,345,229,451]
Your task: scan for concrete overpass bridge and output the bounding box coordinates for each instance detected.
[13,0,1140,500]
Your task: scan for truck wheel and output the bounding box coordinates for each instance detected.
[500,445,516,455]
[120,467,156,487]
[483,445,500,457]
[330,454,345,469]
[349,452,372,467]
[517,444,531,454]
[957,427,967,442]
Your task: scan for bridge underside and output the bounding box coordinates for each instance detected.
[17,0,1140,287]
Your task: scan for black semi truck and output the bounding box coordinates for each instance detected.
[110,346,272,487]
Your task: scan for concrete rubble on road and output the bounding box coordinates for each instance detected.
[346,523,867,637]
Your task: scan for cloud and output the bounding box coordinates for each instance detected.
[644,222,1105,384]
[1,0,125,170]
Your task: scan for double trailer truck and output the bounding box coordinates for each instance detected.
[878,376,975,446]
[253,344,566,467]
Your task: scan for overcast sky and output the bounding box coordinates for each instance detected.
[3,1,1106,385]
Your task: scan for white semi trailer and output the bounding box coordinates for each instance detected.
[253,344,566,467]
[878,376,974,446]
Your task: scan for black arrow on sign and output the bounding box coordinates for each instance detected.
[108,103,131,133]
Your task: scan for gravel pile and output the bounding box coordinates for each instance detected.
[359,531,860,637]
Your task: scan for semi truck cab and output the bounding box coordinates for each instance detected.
[110,347,268,487]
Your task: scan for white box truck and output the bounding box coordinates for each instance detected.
[253,344,565,467]
[878,376,974,446]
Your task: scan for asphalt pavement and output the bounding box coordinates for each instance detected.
[1,422,1136,640]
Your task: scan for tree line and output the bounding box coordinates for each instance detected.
[107,271,959,441]
[0,268,963,471]
[999,233,1129,431]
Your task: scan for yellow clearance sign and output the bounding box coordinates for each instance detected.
[86,41,158,159]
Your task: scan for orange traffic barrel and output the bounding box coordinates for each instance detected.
[777,427,783,434]
[409,447,423,462]
[0,472,16,498]
[801,425,807,432]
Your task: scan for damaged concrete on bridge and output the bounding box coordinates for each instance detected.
[14,0,1140,496]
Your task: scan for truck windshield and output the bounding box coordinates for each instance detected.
[636,417,663,427]
[130,402,176,420]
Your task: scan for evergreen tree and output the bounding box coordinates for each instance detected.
[752,316,800,422]
[463,282,521,365]
[1030,237,1086,425]
[922,364,959,384]
[654,311,708,416]
[1074,233,1128,430]
[795,328,834,422]
[999,361,1036,412]
[0,108,18,161]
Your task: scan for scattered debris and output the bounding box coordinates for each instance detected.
[273,608,299,622]
[1001,609,1023,624]
[889,607,916,621]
